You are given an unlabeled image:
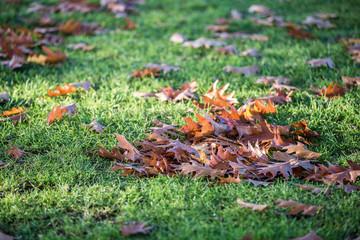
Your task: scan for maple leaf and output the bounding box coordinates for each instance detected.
[290,231,323,240]
[275,199,322,216]
[183,37,227,48]
[47,105,67,125]
[82,120,107,134]
[120,17,137,30]
[66,43,95,51]
[241,49,262,58]
[170,33,188,43]
[283,142,322,160]
[237,199,268,211]
[179,160,226,179]
[120,222,152,237]
[1,107,25,117]
[5,145,31,160]
[288,28,316,39]
[47,84,77,97]
[223,64,259,77]
[319,82,346,98]
[214,45,239,55]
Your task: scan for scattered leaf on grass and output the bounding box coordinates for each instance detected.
[336,185,360,193]
[288,28,316,39]
[255,77,291,86]
[170,33,188,43]
[120,17,137,29]
[183,37,227,48]
[237,199,268,211]
[66,43,95,51]
[131,68,160,78]
[47,105,68,125]
[145,63,181,74]
[231,9,243,20]
[284,142,322,160]
[224,64,259,77]
[241,49,262,57]
[5,145,31,160]
[275,199,322,216]
[82,120,107,134]
[318,82,346,98]
[307,57,334,69]
[47,84,77,97]
[215,32,268,41]
[248,5,273,16]
[1,107,26,117]
[61,103,77,116]
[69,81,93,91]
[120,222,152,237]
[290,231,323,240]
[302,16,335,29]
[214,45,239,55]
[314,13,337,19]
[294,184,331,195]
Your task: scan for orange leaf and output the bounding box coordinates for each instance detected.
[41,46,67,64]
[47,84,77,97]
[120,18,137,30]
[319,82,346,98]
[47,105,67,125]
[1,107,25,117]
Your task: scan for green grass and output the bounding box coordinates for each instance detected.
[1,0,360,239]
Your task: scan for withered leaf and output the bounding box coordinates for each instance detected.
[214,45,239,55]
[215,32,268,41]
[294,184,331,195]
[302,16,335,29]
[110,162,148,176]
[120,18,137,30]
[5,145,31,160]
[1,55,25,69]
[224,64,259,77]
[120,222,152,237]
[290,231,323,240]
[270,84,299,91]
[342,76,360,88]
[206,25,229,33]
[47,105,67,125]
[0,112,26,125]
[275,199,322,216]
[307,57,334,69]
[82,120,107,134]
[170,33,188,43]
[241,49,262,58]
[203,80,238,105]
[61,103,77,116]
[0,91,10,104]
[248,5,273,16]
[183,37,227,48]
[319,82,346,98]
[69,81,93,91]
[288,28,316,39]
[217,176,241,184]
[237,199,268,211]
[179,160,226,179]
[283,142,322,160]
[66,43,95,51]
[231,9,243,20]
[1,107,26,117]
[336,185,360,193]
[314,13,337,19]
[47,84,77,97]
[145,63,181,74]
[255,77,292,86]
[244,179,273,187]
[91,146,124,160]
[115,133,143,162]
[131,67,160,78]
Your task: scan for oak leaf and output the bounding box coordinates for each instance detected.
[224,64,259,77]
[314,13,337,19]
[217,176,241,184]
[255,77,292,86]
[231,9,243,20]
[0,111,26,124]
[244,179,273,187]
[1,107,25,117]
[41,46,67,64]
[120,222,152,237]
[69,81,93,91]
[110,162,149,177]
[82,120,107,134]
[206,25,229,33]
[183,37,227,48]
[237,199,268,211]
[131,67,160,78]
[115,133,143,162]
[179,160,226,179]
[5,145,30,160]
[47,105,67,125]
[283,142,322,160]
[307,57,334,69]
[294,184,331,195]
[91,146,124,160]
[214,45,239,55]
[290,231,323,240]
[336,185,360,193]
[319,82,346,98]
[275,199,321,216]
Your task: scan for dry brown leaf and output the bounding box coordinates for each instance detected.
[120,17,137,30]
[120,222,152,237]
[145,63,181,74]
[183,37,227,48]
[237,199,268,211]
[255,77,291,86]
[318,82,346,98]
[42,46,67,64]
[294,184,331,195]
[131,67,160,78]
[170,33,188,43]
[60,103,77,116]
[69,81,93,91]
[115,133,143,162]
[283,142,322,160]
[231,9,243,20]
[288,28,316,39]
[275,199,322,216]
[244,179,273,187]
[66,43,95,51]
[248,5,273,16]
[302,16,335,28]
[217,176,241,184]
[0,111,26,124]
[206,25,229,33]
[290,231,323,240]
[179,160,226,179]
[215,32,268,41]
[5,145,31,160]
[214,45,239,55]
[336,185,360,193]
[241,49,262,58]
[314,13,337,19]
[82,120,107,134]
[224,64,259,77]
[307,57,334,69]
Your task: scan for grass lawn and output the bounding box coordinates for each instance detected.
[1,0,360,239]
